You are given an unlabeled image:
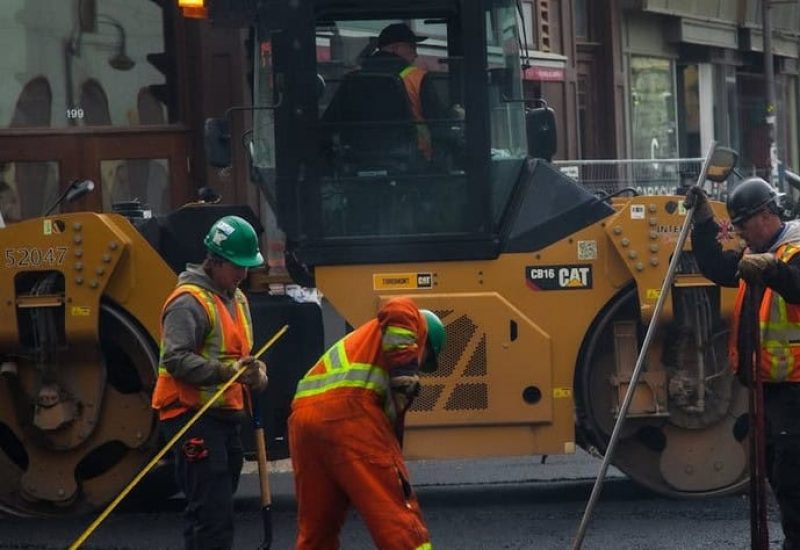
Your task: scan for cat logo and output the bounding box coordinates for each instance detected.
[526,264,593,291]
[416,273,433,288]
[373,272,434,290]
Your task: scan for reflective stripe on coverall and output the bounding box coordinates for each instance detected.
[289,297,433,550]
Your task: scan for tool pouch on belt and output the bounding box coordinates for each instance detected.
[182,437,209,463]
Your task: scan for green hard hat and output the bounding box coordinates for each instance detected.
[203,215,264,268]
[420,309,445,373]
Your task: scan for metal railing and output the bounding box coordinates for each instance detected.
[554,157,708,197]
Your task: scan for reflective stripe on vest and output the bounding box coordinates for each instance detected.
[399,65,432,159]
[729,243,800,382]
[295,338,397,421]
[153,284,252,416]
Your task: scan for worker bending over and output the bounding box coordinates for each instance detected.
[289,296,445,549]
[152,215,268,550]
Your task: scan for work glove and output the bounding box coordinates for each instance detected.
[391,375,421,412]
[216,361,239,382]
[237,357,269,392]
[736,253,779,284]
[683,187,714,223]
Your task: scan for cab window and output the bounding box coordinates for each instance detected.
[486,0,529,224]
[313,15,470,238]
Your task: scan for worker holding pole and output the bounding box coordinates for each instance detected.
[686,179,800,549]
[152,215,269,550]
[288,296,445,550]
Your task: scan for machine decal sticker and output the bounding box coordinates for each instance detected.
[553,387,572,398]
[656,224,681,234]
[526,265,593,290]
[43,219,63,235]
[630,204,646,219]
[646,288,661,300]
[577,240,598,260]
[70,306,90,317]
[209,220,236,246]
[373,272,433,290]
[717,219,737,241]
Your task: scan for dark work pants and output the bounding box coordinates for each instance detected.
[161,412,244,550]
[764,384,800,550]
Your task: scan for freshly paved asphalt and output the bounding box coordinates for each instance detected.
[0,450,786,549]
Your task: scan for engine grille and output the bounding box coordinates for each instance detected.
[412,309,489,412]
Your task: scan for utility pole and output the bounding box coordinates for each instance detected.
[762,0,781,189]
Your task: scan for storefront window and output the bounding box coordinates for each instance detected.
[0,0,174,129]
[737,73,769,178]
[786,76,799,173]
[630,56,677,160]
[678,64,701,158]
[575,0,589,41]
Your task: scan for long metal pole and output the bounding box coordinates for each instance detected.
[572,142,718,549]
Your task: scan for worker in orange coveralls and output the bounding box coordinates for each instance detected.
[288,296,446,550]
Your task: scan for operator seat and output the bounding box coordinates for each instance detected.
[320,71,421,175]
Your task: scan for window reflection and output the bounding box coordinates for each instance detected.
[0,180,20,225]
[485,2,527,159]
[486,0,528,225]
[0,162,60,221]
[10,76,53,127]
[101,158,169,216]
[630,56,677,160]
[628,56,681,194]
[0,0,172,128]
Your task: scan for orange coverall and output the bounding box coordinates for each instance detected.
[289,297,432,550]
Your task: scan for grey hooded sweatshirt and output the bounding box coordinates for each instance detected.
[159,263,251,387]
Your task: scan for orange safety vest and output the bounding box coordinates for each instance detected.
[293,297,427,422]
[729,243,800,382]
[152,283,253,420]
[399,65,433,160]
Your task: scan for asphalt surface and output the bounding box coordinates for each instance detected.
[0,451,787,549]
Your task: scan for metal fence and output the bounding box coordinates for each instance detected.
[553,158,709,198]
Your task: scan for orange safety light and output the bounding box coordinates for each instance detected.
[178,0,208,19]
